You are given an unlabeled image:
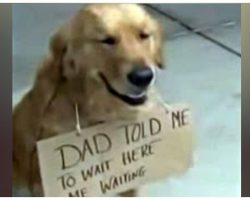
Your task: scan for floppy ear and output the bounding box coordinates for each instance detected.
[29,24,71,118]
[154,20,165,69]
[49,24,69,67]
[49,23,78,79]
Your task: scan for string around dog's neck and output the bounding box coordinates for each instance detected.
[75,104,82,135]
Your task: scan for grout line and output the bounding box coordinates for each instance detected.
[144,4,241,58]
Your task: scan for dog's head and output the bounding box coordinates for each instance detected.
[50,4,165,107]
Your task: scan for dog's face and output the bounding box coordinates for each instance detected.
[50,4,164,107]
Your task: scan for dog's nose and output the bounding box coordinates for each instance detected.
[127,67,154,88]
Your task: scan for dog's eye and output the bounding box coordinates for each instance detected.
[139,32,150,40]
[100,37,117,45]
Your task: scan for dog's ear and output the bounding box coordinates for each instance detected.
[49,23,78,79]
[30,25,72,119]
[154,20,165,69]
[49,24,68,62]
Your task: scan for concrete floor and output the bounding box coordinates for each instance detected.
[141,27,241,197]
[13,4,241,197]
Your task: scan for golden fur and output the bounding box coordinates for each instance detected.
[13,4,165,196]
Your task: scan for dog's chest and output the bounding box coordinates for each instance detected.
[39,101,113,140]
[38,100,86,139]
[37,92,141,140]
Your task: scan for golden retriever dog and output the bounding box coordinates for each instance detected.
[13,4,165,197]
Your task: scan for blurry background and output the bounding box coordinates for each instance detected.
[12,4,241,197]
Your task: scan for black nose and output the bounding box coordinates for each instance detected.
[127,67,154,88]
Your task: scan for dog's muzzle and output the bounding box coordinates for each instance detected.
[99,73,148,106]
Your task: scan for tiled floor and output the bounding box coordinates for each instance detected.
[13,5,241,197]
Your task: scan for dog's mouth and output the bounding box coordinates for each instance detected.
[99,73,147,106]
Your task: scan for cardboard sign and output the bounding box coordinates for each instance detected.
[37,104,194,197]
